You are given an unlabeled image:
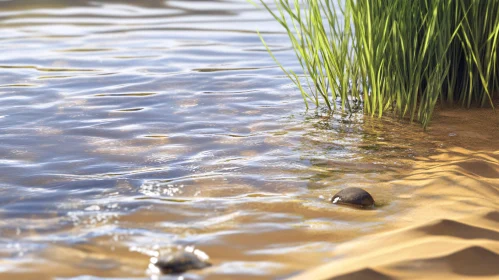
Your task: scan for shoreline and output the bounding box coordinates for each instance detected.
[291,109,499,279]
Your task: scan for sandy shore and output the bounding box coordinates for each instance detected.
[292,109,499,280]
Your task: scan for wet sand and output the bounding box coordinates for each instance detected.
[292,108,499,280]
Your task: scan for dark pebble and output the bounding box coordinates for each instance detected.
[153,250,211,274]
[331,187,375,208]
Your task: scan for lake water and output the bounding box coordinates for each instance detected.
[0,1,443,279]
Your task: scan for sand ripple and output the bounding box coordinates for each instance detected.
[292,145,499,280]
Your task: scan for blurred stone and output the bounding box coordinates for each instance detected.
[151,246,211,274]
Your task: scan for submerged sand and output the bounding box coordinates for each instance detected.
[293,109,499,280]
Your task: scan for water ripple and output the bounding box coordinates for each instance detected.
[0,0,442,279]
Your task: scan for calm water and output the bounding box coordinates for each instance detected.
[0,1,442,279]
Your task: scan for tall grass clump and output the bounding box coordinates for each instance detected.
[255,0,499,128]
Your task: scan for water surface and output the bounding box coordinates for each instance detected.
[0,1,443,279]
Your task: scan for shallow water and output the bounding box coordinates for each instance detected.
[0,1,445,279]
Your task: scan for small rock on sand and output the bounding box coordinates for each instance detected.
[331,187,375,208]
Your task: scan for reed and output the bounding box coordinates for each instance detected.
[255,0,499,128]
